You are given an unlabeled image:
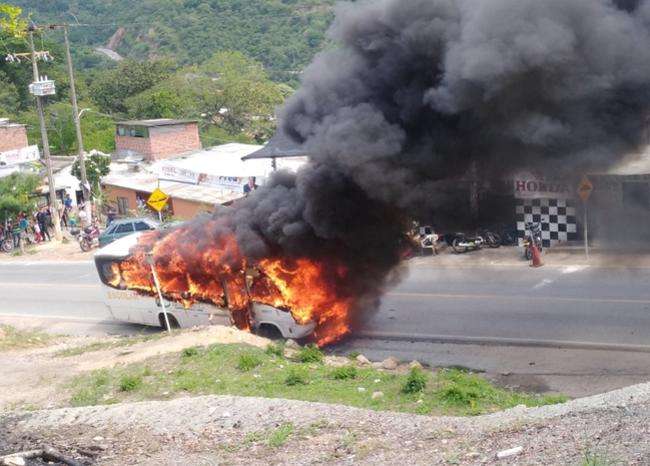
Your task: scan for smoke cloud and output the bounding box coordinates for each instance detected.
[137,1,650,342]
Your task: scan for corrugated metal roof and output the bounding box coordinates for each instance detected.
[242,130,309,160]
[115,118,198,127]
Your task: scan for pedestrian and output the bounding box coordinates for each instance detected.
[78,203,90,229]
[36,207,50,242]
[106,208,117,228]
[243,176,258,195]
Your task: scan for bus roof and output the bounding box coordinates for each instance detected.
[94,232,143,259]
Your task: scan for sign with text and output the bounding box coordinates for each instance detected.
[147,188,169,212]
[513,173,574,199]
[0,145,39,167]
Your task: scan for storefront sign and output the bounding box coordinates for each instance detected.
[513,173,574,199]
[158,164,249,192]
[0,145,39,167]
[159,165,200,184]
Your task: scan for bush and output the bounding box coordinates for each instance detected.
[402,368,427,394]
[265,342,284,357]
[347,351,361,360]
[119,375,142,392]
[181,346,200,358]
[284,367,308,386]
[237,353,263,371]
[296,344,323,363]
[330,365,357,380]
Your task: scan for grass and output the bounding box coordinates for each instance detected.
[67,343,568,415]
[295,344,323,363]
[402,367,427,394]
[581,450,616,466]
[330,366,357,380]
[54,333,162,357]
[0,325,57,351]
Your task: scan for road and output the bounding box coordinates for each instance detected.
[1,258,650,396]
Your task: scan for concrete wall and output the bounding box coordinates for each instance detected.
[102,185,139,216]
[0,124,28,152]
[102,183,212,220]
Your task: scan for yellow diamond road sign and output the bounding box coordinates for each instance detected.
[147,188,169,212]
[578,176,593,202]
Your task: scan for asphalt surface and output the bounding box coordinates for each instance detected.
[1,256,650,397]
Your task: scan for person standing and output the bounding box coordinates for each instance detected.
[243,177,258,195]
[36,207,50,242]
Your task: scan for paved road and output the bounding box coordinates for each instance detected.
[2,258,650,396]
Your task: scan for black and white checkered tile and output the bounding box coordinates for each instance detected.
[516,198,578,248]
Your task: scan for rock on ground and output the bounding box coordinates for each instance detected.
[3,381,650,465]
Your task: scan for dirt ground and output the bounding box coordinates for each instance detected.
[2,325,650,465]
[0,326,272,411]
[0,238,93,263]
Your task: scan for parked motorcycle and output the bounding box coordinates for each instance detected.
[450,232,485,253]
[0,232,13,253]
[523,222,543,260]
[79,224,100,252]
[477,229,501,248]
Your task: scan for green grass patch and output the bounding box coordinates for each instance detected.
[119,375,142,392]
[67,344,568,416]
[295,344,323,363]
[181,346,200,358]
[237,352,263,371]
[402,367,427,394]
[265,342,284,357]
[268,422,294,448]
[0,325,57,351]
[330,365,357,380]
[54,333,161,357]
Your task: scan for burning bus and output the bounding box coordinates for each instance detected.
[94,232,317,339]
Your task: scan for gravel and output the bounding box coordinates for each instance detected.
[3,380,650,464]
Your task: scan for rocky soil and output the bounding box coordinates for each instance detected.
[3,381,650,465]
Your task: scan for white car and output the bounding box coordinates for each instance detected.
[94,233,316,338]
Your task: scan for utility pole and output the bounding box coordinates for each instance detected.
[28,26,62,241]
[62,25,92,221]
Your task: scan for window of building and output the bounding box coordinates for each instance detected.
[117,126,126,136]
[115,222,135,234]
[117,197,129,215]
[129,126,148,138]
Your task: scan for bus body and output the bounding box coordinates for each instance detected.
[94,233,316,338]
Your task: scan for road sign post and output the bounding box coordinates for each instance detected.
[578,176,593,259]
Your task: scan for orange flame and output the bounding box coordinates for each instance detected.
[108,226,354,345]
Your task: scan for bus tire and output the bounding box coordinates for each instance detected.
[159,313,180,330]
[256,323,283,339]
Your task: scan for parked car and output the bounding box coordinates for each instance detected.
[98,218,158,247]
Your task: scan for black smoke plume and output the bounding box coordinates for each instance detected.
[140,1,650,341]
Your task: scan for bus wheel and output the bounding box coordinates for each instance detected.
[159,313,180,330]
[256,323,282,339]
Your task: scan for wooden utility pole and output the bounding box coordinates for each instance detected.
[62,25,92,221]
[28,27,62,241]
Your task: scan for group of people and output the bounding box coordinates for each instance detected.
[0,194,94,252]
[0,206,54,251]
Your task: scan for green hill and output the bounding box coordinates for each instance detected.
[14,0,336,83]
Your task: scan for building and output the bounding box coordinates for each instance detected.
[101,143,307,220]
[115,119,201,162]
[0,119,39,178]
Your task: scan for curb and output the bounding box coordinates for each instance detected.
[354,331,650,353]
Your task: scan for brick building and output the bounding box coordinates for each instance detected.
[0,119,39,178]
[115,119,201,162]
[0,119,28,153]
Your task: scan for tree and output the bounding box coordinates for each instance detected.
[89,59,175,114]
[0,172,40,222]
[71,152,110,198]
[0,3,26,38]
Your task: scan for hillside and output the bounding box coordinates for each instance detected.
[14,0,336,83]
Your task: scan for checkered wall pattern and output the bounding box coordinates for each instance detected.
[516,198,578,247]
